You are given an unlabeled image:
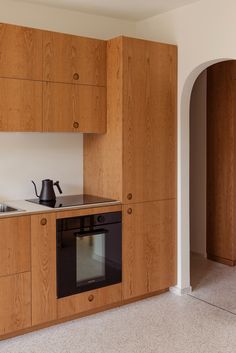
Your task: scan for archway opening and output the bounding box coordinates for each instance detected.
[189,60,236,312]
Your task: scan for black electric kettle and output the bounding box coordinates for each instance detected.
[31,179,62,202]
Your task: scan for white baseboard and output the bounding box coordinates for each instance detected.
[169,285,192,296]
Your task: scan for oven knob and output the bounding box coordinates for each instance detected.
[97,215,105,223]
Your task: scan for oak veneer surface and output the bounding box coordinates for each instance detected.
[43,31,106,86]
[0,272,31,335]
[0,78,42,131]
[31,213,57,325]
[58,284,122,319]
[0,23,42,80]
[122,199,176,300]
[56,204,122,219]
[84,37,177,203]
[122,38,177,204]
[0,216,31,276]
[207,61,236,262]
[43,82,106,133]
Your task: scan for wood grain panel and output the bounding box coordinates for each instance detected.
[207,61,236,262]
[0,272,31,335]
[56,204,121,219]
[0,23,42,80]
[0,216,30,276]
[58,284,122,319]
[122,37,177,204]
[0,78,42,131]
[31,213,57,325]
[122,200,176,300]
[84,37,123,199]
[43,82,106,133]
[43,31,106,86]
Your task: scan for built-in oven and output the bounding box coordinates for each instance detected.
[56,211,122,298]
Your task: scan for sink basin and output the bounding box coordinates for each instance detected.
[0,204,22,213]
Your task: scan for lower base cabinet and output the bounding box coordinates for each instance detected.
[0,272,31,335]
[58,284,122,319]
[122,199,176,300]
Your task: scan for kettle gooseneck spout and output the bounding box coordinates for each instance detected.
[31,180,39,198]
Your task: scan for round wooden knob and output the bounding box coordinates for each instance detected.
[73,72,80,80]
[127,193,133,200]
[88,294,94,302]
[127,208,132,215]
[40,218,47,226]
[73,121,79,129]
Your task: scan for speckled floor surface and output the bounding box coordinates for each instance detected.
[190,252,236,313]
[1,291,236,353]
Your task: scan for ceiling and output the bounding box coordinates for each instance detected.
[17,0,200,21]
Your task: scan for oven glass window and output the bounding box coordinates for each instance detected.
[76,232,106,286]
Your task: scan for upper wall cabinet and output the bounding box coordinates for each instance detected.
[0,23,42,80]
[43,31,106,86]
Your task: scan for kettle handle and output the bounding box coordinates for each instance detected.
[31,180,39,198]
[54,181,62,194]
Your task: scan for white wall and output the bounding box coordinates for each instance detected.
[136,0,236,290]
[190,70,206,257]
[0,0,136,201]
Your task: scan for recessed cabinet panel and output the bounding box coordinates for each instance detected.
[0,216,31,277]
[0,23,42,80]
[43,82,106,133]
[122,38,177,203]
[122,200,176,300]
[0,272,31,335]
[43,31,106,86]
[0,78,42,131]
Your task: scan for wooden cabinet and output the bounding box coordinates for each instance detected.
[0,216,31,276]
[58,284,122,319]
[43,31,106,86]
[0,272,31,335]
[31,213,57,325]
[84,37,177,299]
[207,61,236,265]
[0,78,42,131]
[84,37,177,203]
[0,23,42,80]
[122,200,176,300]
[43,82,106,133]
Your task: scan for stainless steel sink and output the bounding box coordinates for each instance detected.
[0,204,23,213]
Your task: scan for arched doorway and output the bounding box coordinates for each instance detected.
[186,60,236,312]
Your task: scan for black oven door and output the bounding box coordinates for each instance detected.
[57,221,122,298]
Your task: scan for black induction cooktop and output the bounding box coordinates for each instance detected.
[26,194,116,208]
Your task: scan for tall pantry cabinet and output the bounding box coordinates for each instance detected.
[84,36,177,300]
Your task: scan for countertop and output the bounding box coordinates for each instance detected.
[0,198,121,219]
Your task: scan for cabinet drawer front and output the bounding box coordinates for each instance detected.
[58,284,122,319]
[0,272,31,335]
[0,24,42,80]
[0,216,31,276]
[43,31,106,86]
[0,79,42,132]
[43,82,106,133]
[122,200,177,300]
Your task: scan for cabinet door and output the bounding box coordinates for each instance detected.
[31,213,57,325]
[0,23,42,80]
[43,82,106,133]
[58,284,121,319]
[43,31,106,86]
[122,200,176,300]
[0,216,31,276]
[0,272,31,335]
[0,78,42,131]
[123,38,177,204]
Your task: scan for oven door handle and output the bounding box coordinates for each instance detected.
[74,229,108,238]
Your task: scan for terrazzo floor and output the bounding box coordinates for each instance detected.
[1,291,236,353]
[190,252,236,313]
